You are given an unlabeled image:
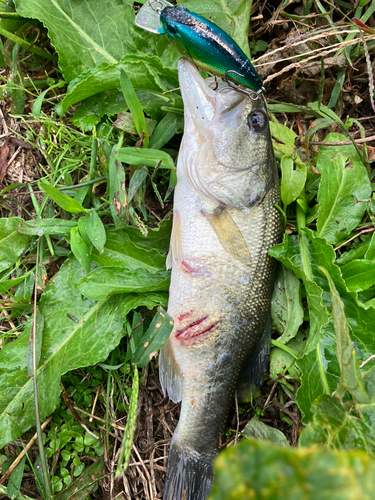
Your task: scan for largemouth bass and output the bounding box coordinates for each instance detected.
[159,6,263,92]
[160,58,282,500]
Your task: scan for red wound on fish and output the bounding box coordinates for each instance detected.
[177,312,191,322]
[181,260,197,275]
[175,316,219,340]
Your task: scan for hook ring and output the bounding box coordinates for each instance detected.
[218,70,265,100]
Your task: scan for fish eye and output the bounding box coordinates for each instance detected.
[248,110,267,131]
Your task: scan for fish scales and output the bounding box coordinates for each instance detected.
[160,59,282,500]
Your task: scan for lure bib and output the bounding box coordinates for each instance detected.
[135,0,173,34]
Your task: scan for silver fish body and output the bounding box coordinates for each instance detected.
[160,58,282,500]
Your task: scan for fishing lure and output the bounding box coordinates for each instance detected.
[135,1,264,96]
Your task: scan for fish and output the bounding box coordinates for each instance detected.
[159,6,263,92]
[159,58,282,500]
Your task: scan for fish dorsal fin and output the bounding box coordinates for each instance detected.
[166,210,182,270]
[159,337,183,403]
[202,208,251,264]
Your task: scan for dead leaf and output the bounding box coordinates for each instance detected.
[0,140,9,183]
[8,136,33,149]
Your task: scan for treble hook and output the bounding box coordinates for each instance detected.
[149,0,163,14]
[218,70,265,101]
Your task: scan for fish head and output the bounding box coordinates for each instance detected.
[178,58,276,211]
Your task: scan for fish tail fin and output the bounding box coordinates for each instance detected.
[163,434,214,500]
[237,313,271,402]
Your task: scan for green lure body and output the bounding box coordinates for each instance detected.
[159,6,263,92]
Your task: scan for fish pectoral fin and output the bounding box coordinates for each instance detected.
[159,337,183,403]
[166,210,183,270]
[202,208,251,264]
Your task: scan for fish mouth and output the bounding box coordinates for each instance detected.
[175,315,219,340]
[178,58,246,127]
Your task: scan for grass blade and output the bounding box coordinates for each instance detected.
[115,366,139,478]
[31,241,53,500]
[120,68,149,148]
[41,181,88,214]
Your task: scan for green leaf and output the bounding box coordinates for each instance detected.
[364,232,375,260]
[91,230,166,271]
[7,455,26,500]
[210,438,375,500]
[0,274,30,294]
[243,415,289,446]
[321,266,370,404]
[269,232,329,355]
[341,259,375,292]
[70,227,91,274]
[132,308,173,367]
[115,368,138,478]
[112,112,156,137]
[72,89,173,131]
[117,147,175,170]
[0,217,30,273]
[148,112,184,150]
[269,118,297,158]
[363,366,375,402]
[120,68,149,148]
[20,218,78,236]
[76,267,170,300]
[41,182,87,214]
[52,458,104,500]
[119,216,172,255]
[108,141,128,229]
[271,266,304,344]
[82,211,106,253]
[316,133,371,245]
[271,229,375,356]
[337,239,370,266]
[0,257,166,449]
[295,335,340,422]
[60,56,178,115]
[33,81,66,117]
[300,395,375,456]
[77,217,93,254]
[128,166,149,203]
[270,333,305,381]
[280,155,307,208]
[0,257,129,448]
[179,0,252,57]
[14,0,137,81]
[270,229,375,420]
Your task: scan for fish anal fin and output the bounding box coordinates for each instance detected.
[202,208,251,264]
[166,210,182,270]
[159,337,183,403]
[237,314,271,403]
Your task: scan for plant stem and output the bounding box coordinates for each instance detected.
[87,127,98,199]
[32,241,53,500]
[296,202,312,281]
[105,367,112,466]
